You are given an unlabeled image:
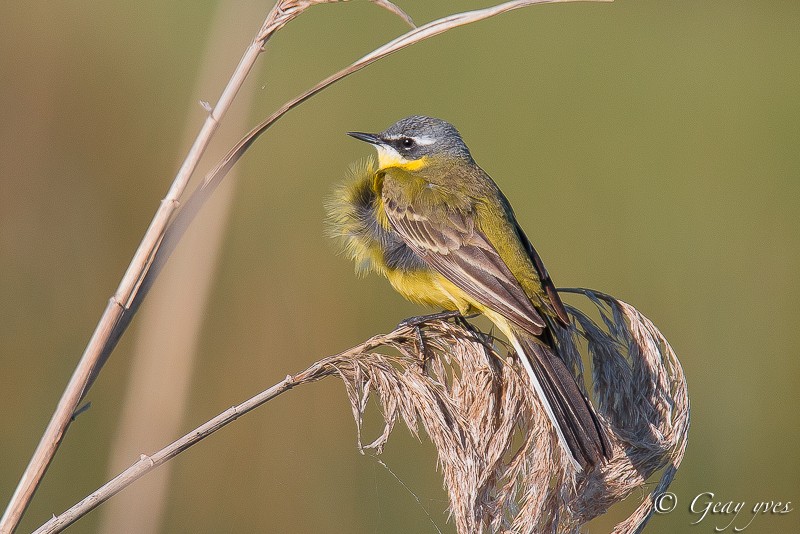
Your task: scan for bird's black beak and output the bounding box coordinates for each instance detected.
[347,131,383,145]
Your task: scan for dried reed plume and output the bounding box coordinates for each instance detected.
[34,288,688,534]
[333,289,689,533]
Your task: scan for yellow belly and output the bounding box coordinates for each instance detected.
[385,267,477,315]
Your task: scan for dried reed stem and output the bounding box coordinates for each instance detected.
[33,289,688,534]
[30,329,405,534]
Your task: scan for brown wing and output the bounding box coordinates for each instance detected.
[383,195,547,336]
[384,191,609,468]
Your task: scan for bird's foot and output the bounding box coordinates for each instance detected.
[397,310,463,329]
[398,311,464,370]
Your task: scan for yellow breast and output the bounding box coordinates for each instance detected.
[385,267,476,315]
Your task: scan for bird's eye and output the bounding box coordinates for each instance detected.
[400,137,415,149]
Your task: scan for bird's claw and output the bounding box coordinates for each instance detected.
[397,310,463,329]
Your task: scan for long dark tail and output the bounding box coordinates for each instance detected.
[511,330,611,470]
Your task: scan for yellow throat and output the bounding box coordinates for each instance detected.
[375,145,428,172]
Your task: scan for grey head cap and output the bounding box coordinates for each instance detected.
[348,115,474,163]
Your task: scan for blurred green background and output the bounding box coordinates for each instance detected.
[1,1,798,532]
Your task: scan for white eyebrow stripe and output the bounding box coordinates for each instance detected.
[412,135,436,146]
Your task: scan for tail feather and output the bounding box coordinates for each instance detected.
[510,331,610,470]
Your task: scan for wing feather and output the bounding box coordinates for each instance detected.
[514,222,570,326]
[384,197,547,336]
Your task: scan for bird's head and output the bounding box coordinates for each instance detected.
[348,115,473,172]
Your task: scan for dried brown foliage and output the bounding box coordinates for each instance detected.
[323,288,688,533]
[33,288,687,534]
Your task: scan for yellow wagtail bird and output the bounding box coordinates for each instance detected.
[327,115,610,470]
